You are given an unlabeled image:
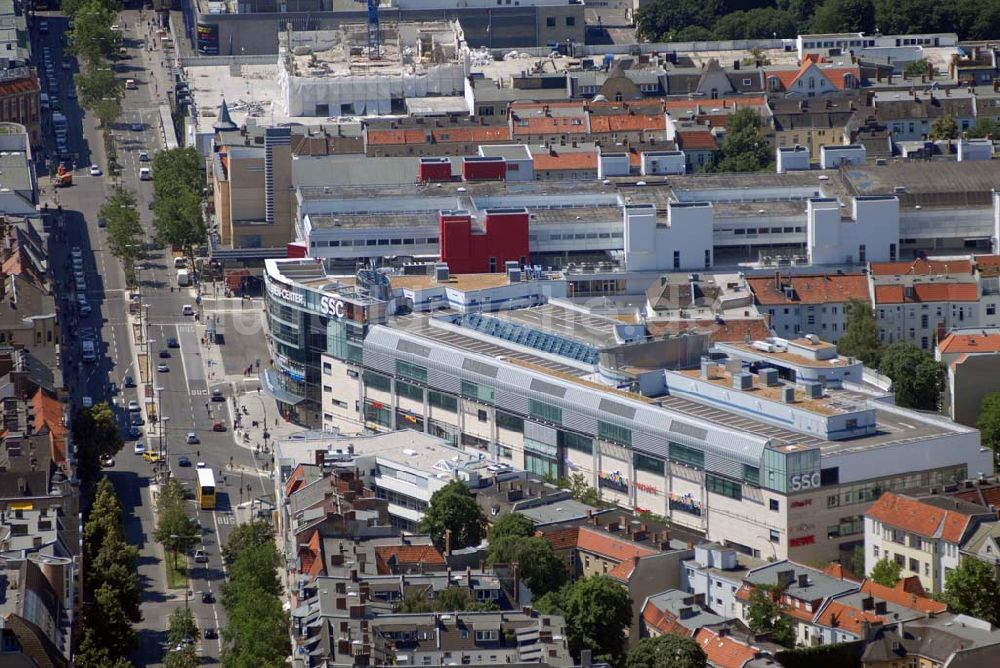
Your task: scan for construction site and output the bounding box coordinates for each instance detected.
[276,21,470,116]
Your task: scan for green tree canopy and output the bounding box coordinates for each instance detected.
[537,576,632,661]
[626,634,707,668]
[432,586,499,612]
[746,585,796,648]
[967,118,1000,139]
[878,342,945,410]
[418,480,487,551]
[930,115,958,141]
[903,59,930,78]
[869,557,902,587]
[101,187,143,280]
[941,557,1000,625]
[486,535,568,597]
[153,478,201,570]
[222,518,275,565]
[634,0,724,42]
[69,4,120,67]
[76,66,121,119]
[838,298,882,367]
[488,512,535,542]
[713,8,798,39]
[978,392,1000,465]
[73,403,123,484]
[152,147,207,257]
[168,606,199,646]
[713,107,771,173]
[810,0,876,33]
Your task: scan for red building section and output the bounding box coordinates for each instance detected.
[439,208,529,274]
[461,156,506,181]
[418,157,452,182]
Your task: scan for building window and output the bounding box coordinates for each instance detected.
[546,17,555,27]
[558,430,592,454]
[565,16,575,26]
[396,359,428,384]
[598,420,631,446]
[634,452,664,475]
[477,409,488,423]
[461,380,495,404]
[706,473,742,500]
[428,391,458,412]
[673,251,680,270]
[496,410,524,433]
[769,499,780,511]
[529,399,562,425]
[669,442,704,469]
[743,465,760,485]
[364,400,392,428]
[363,371,391,393]
[769,529,780,542]
[396,381,424,402]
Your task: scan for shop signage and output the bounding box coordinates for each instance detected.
[789,535,816,548]
[789,472,821,491]
[598,471,628,493]
[320,294,347,318]
[635,481,659,495]
[267,280,304,305]
[268,279,350,319]
[791,499,812,508]
[669,491,702,516]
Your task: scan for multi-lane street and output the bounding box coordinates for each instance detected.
[38,9,275,666]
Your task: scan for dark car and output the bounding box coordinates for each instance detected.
[211,388,224,402]
[178,455,191,467]
[128,425,142,439]
[159,349,171,358]
[167,337,179,348]
[201,591,215,604]
[124,375,135,388]
[108,382,118,396]
[203,628,218,639]
[212,421,226,432]
[130,413,144,426]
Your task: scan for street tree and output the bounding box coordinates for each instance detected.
[91,532,142,623]
[486,535,568,597]
[68,4,119,67]
[76,67,121,120]
[930,115,958,141]
[165,647,200,668]
[168,606,199,646]
[713,8,798,39]
[978,393,1000,464]
[713,108,771,173]
[869,557,902,587]
[488,512,535,541]
[746,585,796,648]
[537,576,632,661]
[72,403,123,484]
[626,634,707,668]
[941,557,1000,625]
[101,187,143,281]
[878,342,945,411]
[152,147,207,261]
[418,480,487,551]
[222,518,274,565]
[432,586,499,612]
[222,541,283,606]
[153,479,200,575]
[838,298,882,367]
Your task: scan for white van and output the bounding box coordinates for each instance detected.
[139,167,151,181]
[181,304,194,316]
[81,340,96,362]
[173,257,187,269]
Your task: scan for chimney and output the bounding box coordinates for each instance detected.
[875,601,887,615]
[466,565,472,587]
[797,573,809,588]
[777,569,795,589]
[445,528,452,556]
[592,513,600,526]
[862,596,875,610]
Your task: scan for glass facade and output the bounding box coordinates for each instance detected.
[598,420,632,446]
[528,399,562,425]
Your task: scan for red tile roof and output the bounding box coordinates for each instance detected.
[874,283,978,303]
[867,492,984,543]
[32,390,65,467]
[576,526,656,562]
[366,128,426,146]
[432,126,511,143]
[937,331,1000,355]
[641,599,694,637]
[0,72,39,99]
[589,114,666,134]
[975,255,1000,277]
[815,599,883,636]
[532,149,598,171]
[540,526,580,551]
[299,529,324,579]
[870,258,973,276]
[747,274,869,305]
[645,318,772,343]
[373,544,447,574]
[764,59,860,92]
[676,130,717,151]
[695,628,759,668]
[663,96,767,112]
[285,464,309,497]
[859,577,947,615]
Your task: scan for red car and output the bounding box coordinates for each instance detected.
[212,421,226,432]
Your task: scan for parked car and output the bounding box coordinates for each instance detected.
[212,421,226,432]
[178,455,191,467]
[133,442,145,455]
[211,388,224,402]
[186,432,199,444]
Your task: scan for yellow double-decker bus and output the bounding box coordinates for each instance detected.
[196,468,216,510]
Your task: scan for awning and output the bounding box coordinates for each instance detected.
[262,369,307,406]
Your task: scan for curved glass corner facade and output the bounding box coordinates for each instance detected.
[263,261,382,426]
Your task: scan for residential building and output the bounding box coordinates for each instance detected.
[640,589,728,639]
[0,70,40,147]
[694,626,775,668]
[864,492,995,593]
[746,273,870,341]
[770,98,856,155]
[681,543,766,620]
[861,615,1000,667]
[936,327,1000,426]
[873,89,976,142]
[762,56,861,98]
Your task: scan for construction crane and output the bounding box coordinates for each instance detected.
[354,0,380,58]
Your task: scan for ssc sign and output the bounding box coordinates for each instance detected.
[790,472,821,491]
[320,295,346,318]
